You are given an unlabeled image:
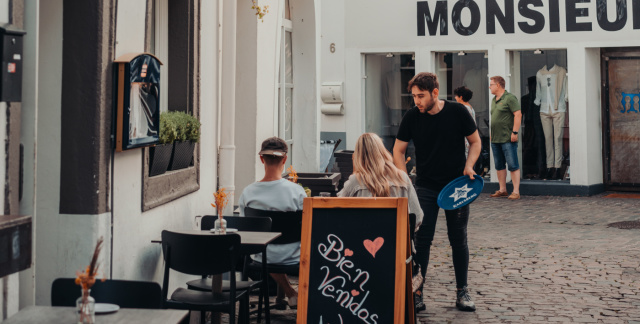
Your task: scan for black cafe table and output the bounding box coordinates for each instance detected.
[153,230,282,324]
[3,306,188,324]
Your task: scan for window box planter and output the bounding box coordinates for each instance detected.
[149,143,173,176]
[168,141,196,171]
[286,172,341,197]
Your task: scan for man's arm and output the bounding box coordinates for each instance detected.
[511,110,522,143]
[464,130,481,179]
[393,139,409,173]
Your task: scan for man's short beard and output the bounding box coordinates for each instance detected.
[424,97,437,112]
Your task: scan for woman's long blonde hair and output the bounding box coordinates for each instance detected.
[353,133,407,197]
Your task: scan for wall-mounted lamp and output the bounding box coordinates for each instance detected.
[386,53,394,58]
[457,51,466,56]
[533,49,544,55]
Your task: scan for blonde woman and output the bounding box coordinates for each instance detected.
[338,133,423,224]
[338,132,424,301]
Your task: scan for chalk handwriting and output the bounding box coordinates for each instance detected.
[315,234,379,324]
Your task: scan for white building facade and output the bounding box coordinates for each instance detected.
[319,0,640,195]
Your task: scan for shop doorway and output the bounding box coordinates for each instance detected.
[363,53,417,173]
[603,52,640,191]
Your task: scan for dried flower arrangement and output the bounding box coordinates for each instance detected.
[211,188,230,232]
[286,165,298,183]
[75,237,105,324]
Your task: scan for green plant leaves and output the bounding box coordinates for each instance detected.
[159,111,201,144]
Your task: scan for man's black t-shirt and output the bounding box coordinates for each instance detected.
[396,100,477,191]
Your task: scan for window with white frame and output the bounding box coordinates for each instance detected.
[277,0,293,168]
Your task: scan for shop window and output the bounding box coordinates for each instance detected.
[364,53,416,173]
[142,0,201,211]
[435,52,490,177]
[510,50,569,181]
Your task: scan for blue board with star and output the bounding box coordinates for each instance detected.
[437,175,484,210]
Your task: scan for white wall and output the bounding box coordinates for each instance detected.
[290,0,320,172]
[319,0,345,133]
[110,0,220,292]
[27,0,222,306]
[33,0,64,306]
[18,0,40,311]
[235,0,321,200]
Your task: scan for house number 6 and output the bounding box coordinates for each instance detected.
[330,43,335,53]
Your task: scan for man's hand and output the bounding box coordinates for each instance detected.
[511,133,518,142]
[463,165,477,180]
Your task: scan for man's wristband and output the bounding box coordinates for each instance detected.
[512,131,518,135]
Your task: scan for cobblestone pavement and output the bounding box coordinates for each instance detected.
[229,193,640,323]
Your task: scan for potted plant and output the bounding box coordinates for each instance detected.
[168,111,200,170]
[149,112,177,176]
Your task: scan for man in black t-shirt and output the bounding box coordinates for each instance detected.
[393,72,481,313]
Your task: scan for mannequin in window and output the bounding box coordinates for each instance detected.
[520,76,546,179]
[534,64,568,180]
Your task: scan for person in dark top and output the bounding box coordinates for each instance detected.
[393,72,481,313]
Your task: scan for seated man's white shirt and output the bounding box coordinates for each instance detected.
[238,178,306,265]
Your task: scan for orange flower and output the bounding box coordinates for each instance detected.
[211,188,230,213]
[287,165,298,183]
[75,237,105,290]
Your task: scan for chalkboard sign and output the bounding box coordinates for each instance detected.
[298,198,414,324]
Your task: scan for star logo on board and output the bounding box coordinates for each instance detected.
[449,184,472,202]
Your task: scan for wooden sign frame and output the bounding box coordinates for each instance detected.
[298,197,414,324]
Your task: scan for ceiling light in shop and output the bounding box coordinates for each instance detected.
[457,51,466,56]
[386,53,394,58]
[534,49,544,55]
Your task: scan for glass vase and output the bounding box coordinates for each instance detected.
[214,217,227,234]
[76,288,95,324]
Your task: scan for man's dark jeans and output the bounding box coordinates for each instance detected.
[414,186,470,289]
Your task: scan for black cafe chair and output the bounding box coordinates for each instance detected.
[162,230,248,324]
[51,278,163,309]
[188,215,272,323]
[243,207,303,310]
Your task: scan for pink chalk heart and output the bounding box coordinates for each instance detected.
[363,237,384,258]
[344,248,354,257]
[351,289,360,296]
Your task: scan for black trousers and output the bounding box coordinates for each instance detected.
[414,186,470,290]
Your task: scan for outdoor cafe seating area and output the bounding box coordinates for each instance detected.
[4,212,298,324]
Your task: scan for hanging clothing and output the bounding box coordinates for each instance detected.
[534,65,568,113]
[540,111,565,168]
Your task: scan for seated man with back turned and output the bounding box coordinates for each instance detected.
[238,136,306,310]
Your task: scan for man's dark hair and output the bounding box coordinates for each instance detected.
[407,72,439,93]
[453,86,473,102]
[262,155,285,166]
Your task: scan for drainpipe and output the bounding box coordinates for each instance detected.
[218,0,237,215]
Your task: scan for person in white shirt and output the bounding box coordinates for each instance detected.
[238,137,306,309]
